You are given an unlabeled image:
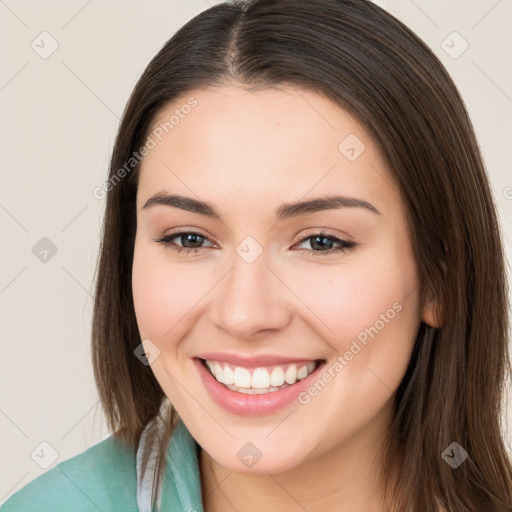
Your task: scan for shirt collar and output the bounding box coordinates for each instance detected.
[162,419,205,512]
[136,410,204,512]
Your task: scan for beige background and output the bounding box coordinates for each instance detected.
[1,0,511,503]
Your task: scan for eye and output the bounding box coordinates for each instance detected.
[154,230,356,257]
[292,231,356,256]
[153,231,215,255]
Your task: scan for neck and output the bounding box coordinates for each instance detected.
[200,399,396,512]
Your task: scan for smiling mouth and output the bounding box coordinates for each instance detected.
[199,358,325,395]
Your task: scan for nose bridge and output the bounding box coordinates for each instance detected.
[212,244,292,339]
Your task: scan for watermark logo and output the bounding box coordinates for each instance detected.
[134,338,161,366]
[441,442,468,469]
[31,32,59,59]
[31,441,59,469]
[32,237,58,263]
[236,236,264,264]
[237,442,262,468]
[338,134,366,161]
[441,31,469,59]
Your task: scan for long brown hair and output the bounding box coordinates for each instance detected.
[91,0,512,510]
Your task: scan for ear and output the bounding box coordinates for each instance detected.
[421,292,443,328]
[421,263,445,328]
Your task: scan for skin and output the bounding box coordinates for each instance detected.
[131,84,440,512]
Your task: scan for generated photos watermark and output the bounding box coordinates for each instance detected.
[93,96,198,200]
[298,301,403,405]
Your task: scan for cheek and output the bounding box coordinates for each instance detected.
[284,248,421,395]
[287,258,418,342]
[278,256,420,447]
[131,242,202,340]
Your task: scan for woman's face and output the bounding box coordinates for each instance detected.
[132,84,437,474]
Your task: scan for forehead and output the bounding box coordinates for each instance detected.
[137,84,397,213]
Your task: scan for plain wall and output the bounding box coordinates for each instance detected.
[1,0,511,503]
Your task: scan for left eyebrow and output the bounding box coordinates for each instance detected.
[276,195,381,219]
[141,192,381,220]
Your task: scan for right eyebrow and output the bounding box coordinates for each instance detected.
[142,192,221,218]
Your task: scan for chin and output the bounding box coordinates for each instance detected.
[204,440,310,475]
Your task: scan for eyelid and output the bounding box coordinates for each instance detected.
[291,231,356,256]
[156,227,216,242]
[153,228,357,257]
[153,229,217,248]
[155,228,352,246]
[292,228,354,246]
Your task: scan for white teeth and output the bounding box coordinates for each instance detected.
[270,367,285,387]
[212,362,223,383]
[252,368,271,389]
[297,365,308,380]
[234,367,251,388]
[223,365,234,385]
[225,384,289,394]
[205,360,318,392]
[284,365,297,384]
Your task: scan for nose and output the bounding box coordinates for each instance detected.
[211,252,293,341]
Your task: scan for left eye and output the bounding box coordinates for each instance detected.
[294,233,356,255]
[154,231,356,256]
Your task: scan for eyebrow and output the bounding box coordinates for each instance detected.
[142,192,381,219]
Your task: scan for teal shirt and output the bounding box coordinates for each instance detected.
[1,420,204,512]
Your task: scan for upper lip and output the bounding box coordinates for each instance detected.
[195,352,323,368]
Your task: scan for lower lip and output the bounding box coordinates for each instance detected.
[194,358,325,416]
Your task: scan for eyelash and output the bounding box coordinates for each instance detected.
[153,230,356,257]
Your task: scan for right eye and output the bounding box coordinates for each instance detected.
[153,231,216,255]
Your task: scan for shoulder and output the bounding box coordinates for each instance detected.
[1,435,138,512]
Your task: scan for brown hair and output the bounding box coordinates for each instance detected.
[91,0,512,510]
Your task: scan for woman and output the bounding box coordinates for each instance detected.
[3,0,511,511]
